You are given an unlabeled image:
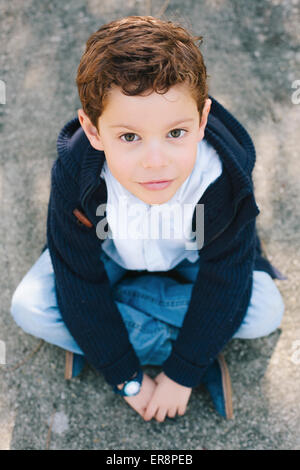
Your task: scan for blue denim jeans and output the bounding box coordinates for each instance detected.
[10,248,285,366]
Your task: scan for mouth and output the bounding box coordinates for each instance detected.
[138,180,174,191]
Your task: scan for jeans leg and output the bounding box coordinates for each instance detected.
[10,249,85,354]
[232,270,285,339]
[10,247,285,368]
[9,248,130,354]
[174,259,286,340]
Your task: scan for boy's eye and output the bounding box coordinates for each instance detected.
[121,133,138,142]
[168,129,186,138]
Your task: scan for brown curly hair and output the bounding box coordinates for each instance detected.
[76,15,209,131]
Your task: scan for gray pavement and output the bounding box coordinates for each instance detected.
[1,0,300,450]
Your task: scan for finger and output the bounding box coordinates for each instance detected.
[138,406,147,418]
[167,407,177,419]
[177,405,186,416]
[155,407,167,423]
[143,401,158,422]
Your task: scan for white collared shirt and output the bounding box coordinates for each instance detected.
[100,139,222,271]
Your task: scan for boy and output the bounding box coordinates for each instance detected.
[10,16,286,423]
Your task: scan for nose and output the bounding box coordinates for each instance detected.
[141,142,170,169]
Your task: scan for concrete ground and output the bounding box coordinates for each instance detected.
[1,0,299,450]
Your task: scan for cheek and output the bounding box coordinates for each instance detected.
[177,151,197,176]
[109,159,134,182]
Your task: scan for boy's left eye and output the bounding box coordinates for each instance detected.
[168,128,186,138]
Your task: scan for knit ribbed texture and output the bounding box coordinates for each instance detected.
[162,219,256,387]
[47,181,141,386]
[46,96,277,387]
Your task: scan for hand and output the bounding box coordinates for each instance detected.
[143,372,192,422]
[119,373,157,419]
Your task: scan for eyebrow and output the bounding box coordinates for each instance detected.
[109,118,195,131]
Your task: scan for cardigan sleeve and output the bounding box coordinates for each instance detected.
[46,159,141,386]
[162,216,257,388]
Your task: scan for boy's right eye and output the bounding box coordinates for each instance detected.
[120,133,139,143]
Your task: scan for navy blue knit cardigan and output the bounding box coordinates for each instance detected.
[45,96,286,387]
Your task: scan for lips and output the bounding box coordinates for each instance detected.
[140,180,172,184]
[138,180,174,191]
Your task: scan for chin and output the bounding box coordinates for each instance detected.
[130,183,178,205]
[141,193,175,206]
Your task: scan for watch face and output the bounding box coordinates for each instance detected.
[124,380,140,396]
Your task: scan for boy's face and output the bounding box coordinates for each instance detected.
[78,83,211,205]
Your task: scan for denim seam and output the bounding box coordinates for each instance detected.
[114,289,188,307]
[122,318,164,333]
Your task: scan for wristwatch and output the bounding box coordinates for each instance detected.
[113,369,144,397]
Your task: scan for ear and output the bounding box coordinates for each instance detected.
[77,108,105,151]
[197,98,212,142]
